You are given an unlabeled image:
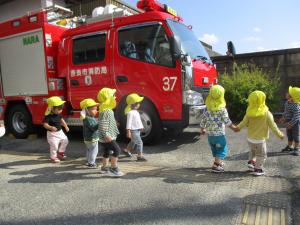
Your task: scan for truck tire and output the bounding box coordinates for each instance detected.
[7,104,34,139]
[139,102,162,144]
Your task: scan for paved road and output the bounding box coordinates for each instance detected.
[0,128,299,225]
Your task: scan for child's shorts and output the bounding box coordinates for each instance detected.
[208,135,228,160]
[287,122,300,143]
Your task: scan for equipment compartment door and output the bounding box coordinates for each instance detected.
[0,29,48,96]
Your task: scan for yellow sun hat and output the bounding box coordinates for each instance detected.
[97,88,117,113]
[289,86,300,105]
[80,98,99,109]
[45,96,65,115]
[79,98,99,119]
[246,90,269,118]
[205,85,226,112]
[124,93,144,114]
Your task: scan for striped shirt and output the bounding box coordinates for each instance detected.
[98,109,119,143]
[283,101,300,127]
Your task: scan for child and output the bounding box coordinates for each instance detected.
[200,85,237,173]
[43,96,69,163]
[80,98,100,168]
[97,88,124,177]
[123,93,146,161]
[281,86,300,156]
[236,91,284,176]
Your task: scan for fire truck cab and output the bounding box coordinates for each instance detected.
[0,0,217,143]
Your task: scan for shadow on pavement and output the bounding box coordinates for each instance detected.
[0,197,241,225]
[122,167,252,184]
[0,129,201,157]
[226,151,293,161]
[6,157,251,185]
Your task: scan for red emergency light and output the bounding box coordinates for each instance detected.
[137,0,182,21]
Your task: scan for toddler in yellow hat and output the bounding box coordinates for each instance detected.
[236,91,284,176]
[123,93,146,161]
[80,98,99,168]
[280,86,300,156]
[200,85,237,173]
[43,96,69,163]
[97,88,123,177]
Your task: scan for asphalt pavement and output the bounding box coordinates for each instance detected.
[0,127,299,225]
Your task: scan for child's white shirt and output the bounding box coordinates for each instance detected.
[126,110,144,130]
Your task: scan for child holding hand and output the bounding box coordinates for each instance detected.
[200,85,237,173]
[97,88,124,177]
[281,87,300,156]
[236,91,284,176]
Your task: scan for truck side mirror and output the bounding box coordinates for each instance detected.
[170,36,181,59]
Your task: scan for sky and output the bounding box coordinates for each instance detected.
[123,0,300,55]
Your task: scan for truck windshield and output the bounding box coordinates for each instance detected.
[167,20,212,64]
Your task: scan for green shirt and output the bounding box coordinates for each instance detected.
[238,111,283,141]
[83,116,99,143]
[98,109,119,143]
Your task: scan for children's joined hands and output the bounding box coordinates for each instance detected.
[200,128,206,135]
[230,124,240,132]
[279,117,285,124]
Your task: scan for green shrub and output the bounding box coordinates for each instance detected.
[219,63,281,121]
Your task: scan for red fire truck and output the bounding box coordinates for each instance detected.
[0,0,217,143]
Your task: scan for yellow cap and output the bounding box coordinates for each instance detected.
[124,93,144,114]
[289,86,300,105]
[80,98,99,109]
[246,90,269,117]
[97,88,117,113]
[45,96,65,115]
[205,85,226,112]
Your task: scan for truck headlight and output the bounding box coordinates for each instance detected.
[183,90,204,105]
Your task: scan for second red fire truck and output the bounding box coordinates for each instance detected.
[0,0,217,143]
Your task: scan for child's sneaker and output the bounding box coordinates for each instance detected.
[281,146,294,152]
[110,167,124,177]
[87,163,98,169]
[100,166,109,174]
[122,149,132,158]
[253,168,265,176]
[212,162,224,168]
[247,160,256,170]
[212,163,224,173]
[57,152,67,160]
[293,148,300,156]
[137,156,147,162]
[50,157,60,163]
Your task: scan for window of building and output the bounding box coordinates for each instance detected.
[118,24,174,67]
[72,33,106,65]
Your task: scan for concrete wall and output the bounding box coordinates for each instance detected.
[0,0,66,22]
[211,48,300,111]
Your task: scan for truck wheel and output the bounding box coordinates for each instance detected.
[7,104,34,139]
[139,102,162,144]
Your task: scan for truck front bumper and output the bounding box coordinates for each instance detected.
[189,105,206,125]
